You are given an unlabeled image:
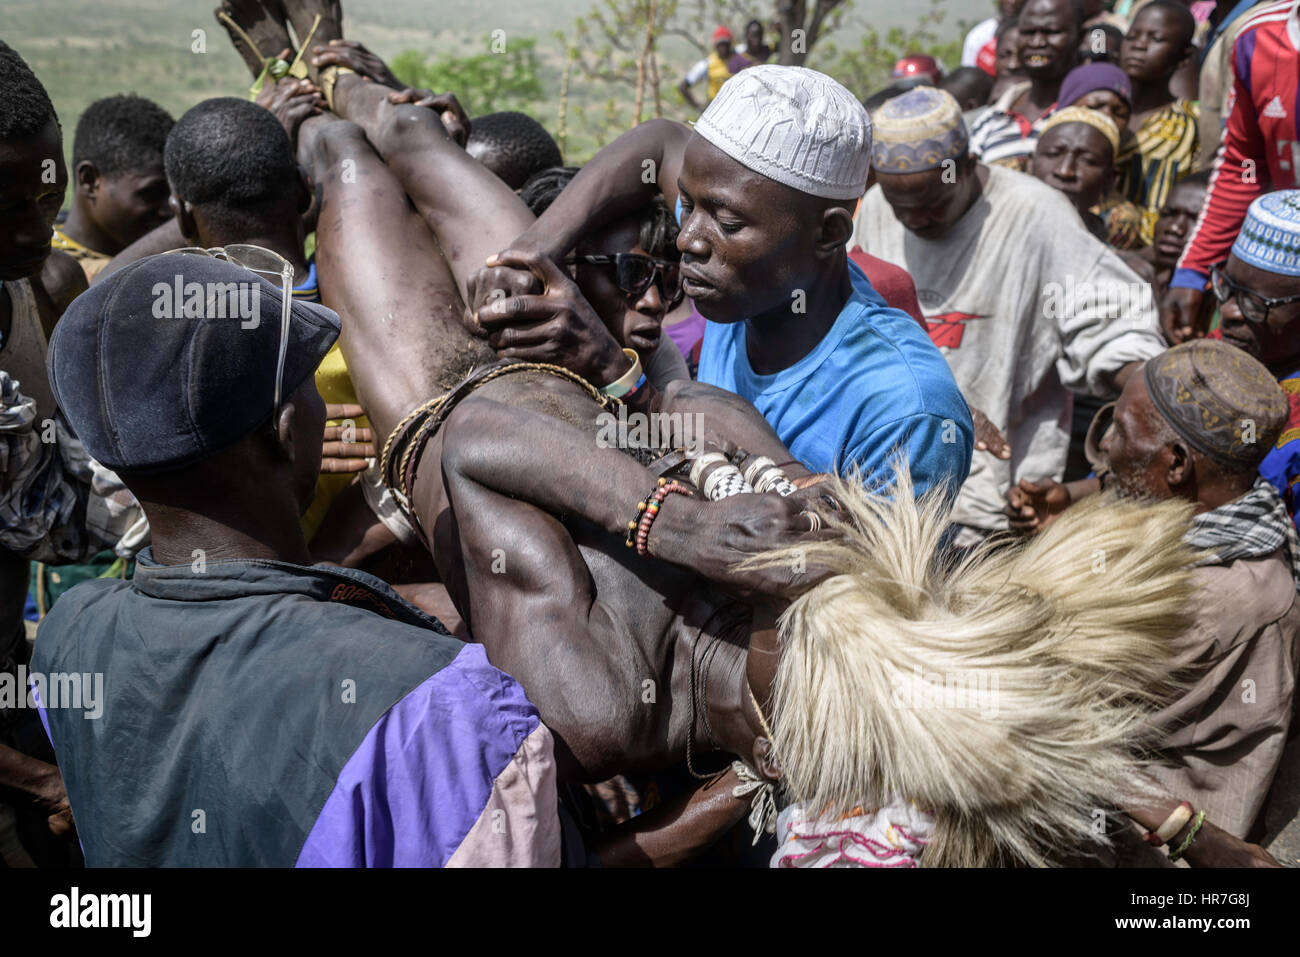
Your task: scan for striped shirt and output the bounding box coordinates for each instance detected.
[1116,99,1201,246]
[967,82,1050,170]
[1174,0,1300,289]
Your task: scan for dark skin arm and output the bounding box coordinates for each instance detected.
[592,767,751,867]
[1124,796,1279,867]
[0,744,73,837]
[437,395,831,601]
[678,79,704,114]
[491,118,691,267]
[323,77,816,476]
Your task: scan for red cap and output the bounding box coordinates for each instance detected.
[892,54,943,85]
[712,25,733,43]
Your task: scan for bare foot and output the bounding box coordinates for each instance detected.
[214,0,295,78]
[281,0,343,79]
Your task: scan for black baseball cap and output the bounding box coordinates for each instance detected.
[47,253,340,473]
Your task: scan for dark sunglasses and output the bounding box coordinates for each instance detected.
[565,253,684,309]
[1210,262,1300,325]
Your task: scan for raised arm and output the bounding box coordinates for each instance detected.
[509,118,692,263]
[325,72,533,306]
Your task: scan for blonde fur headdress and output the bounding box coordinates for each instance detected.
[749,468,1198,867]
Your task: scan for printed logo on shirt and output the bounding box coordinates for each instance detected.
[923,311,987,349]
[1263,95,1289,119]
[329,581,398,618]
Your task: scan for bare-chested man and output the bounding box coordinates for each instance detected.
[262,0,1275,865]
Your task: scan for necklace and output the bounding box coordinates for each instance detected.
[685,605,739,780]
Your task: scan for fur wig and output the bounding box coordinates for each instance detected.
[747,470,1198,867]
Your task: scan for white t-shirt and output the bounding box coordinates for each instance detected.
[961,17,998,67]
[853,165,1166,531]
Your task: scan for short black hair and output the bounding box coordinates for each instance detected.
[164,98,298,229]
[941,67,995,107]
[519,166,678,258]
[73,95,174,176]
[745,19,763,32]
[0,39,58,139]
[467,111,563,190]
[996,15,1021,40]
[1020,0,1087,31]
[863,84,911,114]
[1134,0,1197,49]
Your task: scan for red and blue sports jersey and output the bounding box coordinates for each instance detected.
[1174,1,1300,289]
[1259,367,1300,531]
[1207,329,1300,530]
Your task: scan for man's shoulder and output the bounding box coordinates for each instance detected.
[984,164,1079,216]
[37,562,464,673]
[836,301,968,419]
[1238,0,1296,37]
[1191,549,1300,640]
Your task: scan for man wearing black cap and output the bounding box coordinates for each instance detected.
[32,253,562,866]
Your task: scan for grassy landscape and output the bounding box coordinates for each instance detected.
[4,0,991,172]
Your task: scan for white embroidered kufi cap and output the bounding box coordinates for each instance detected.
[694,65,872,201]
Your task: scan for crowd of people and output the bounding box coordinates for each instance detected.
[0,0,1297,868]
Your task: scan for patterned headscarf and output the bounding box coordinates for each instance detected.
[1039,106,1120,156]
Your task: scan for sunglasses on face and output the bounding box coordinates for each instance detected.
[170,243,295,414]
[565,253,684,310]
[1210,263,1300,325]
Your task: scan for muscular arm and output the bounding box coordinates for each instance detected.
[328,74,533,305]
[433,394,823,597]
[510,119,692,263]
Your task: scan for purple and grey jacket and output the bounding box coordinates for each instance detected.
[32,552,560,867]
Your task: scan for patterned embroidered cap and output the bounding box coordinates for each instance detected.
[1232,190,1300,277]
[694,65,872,200]
[1143,339,1289,469]
[870,87,968,174]
[1039,106,1120,156]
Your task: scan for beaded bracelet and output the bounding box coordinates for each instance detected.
[626,480,692,554]
[1167,810,1207,862]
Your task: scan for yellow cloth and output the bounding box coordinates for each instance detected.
[1116,99,1200,246]
[707,52,732,101]
[51,226,111,282]
[301,340,369,541]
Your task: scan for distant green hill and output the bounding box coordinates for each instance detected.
[4,0,991,172]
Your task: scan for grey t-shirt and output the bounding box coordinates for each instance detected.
[645,336,690,389]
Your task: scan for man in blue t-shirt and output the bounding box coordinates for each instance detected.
[469,65,973,498]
